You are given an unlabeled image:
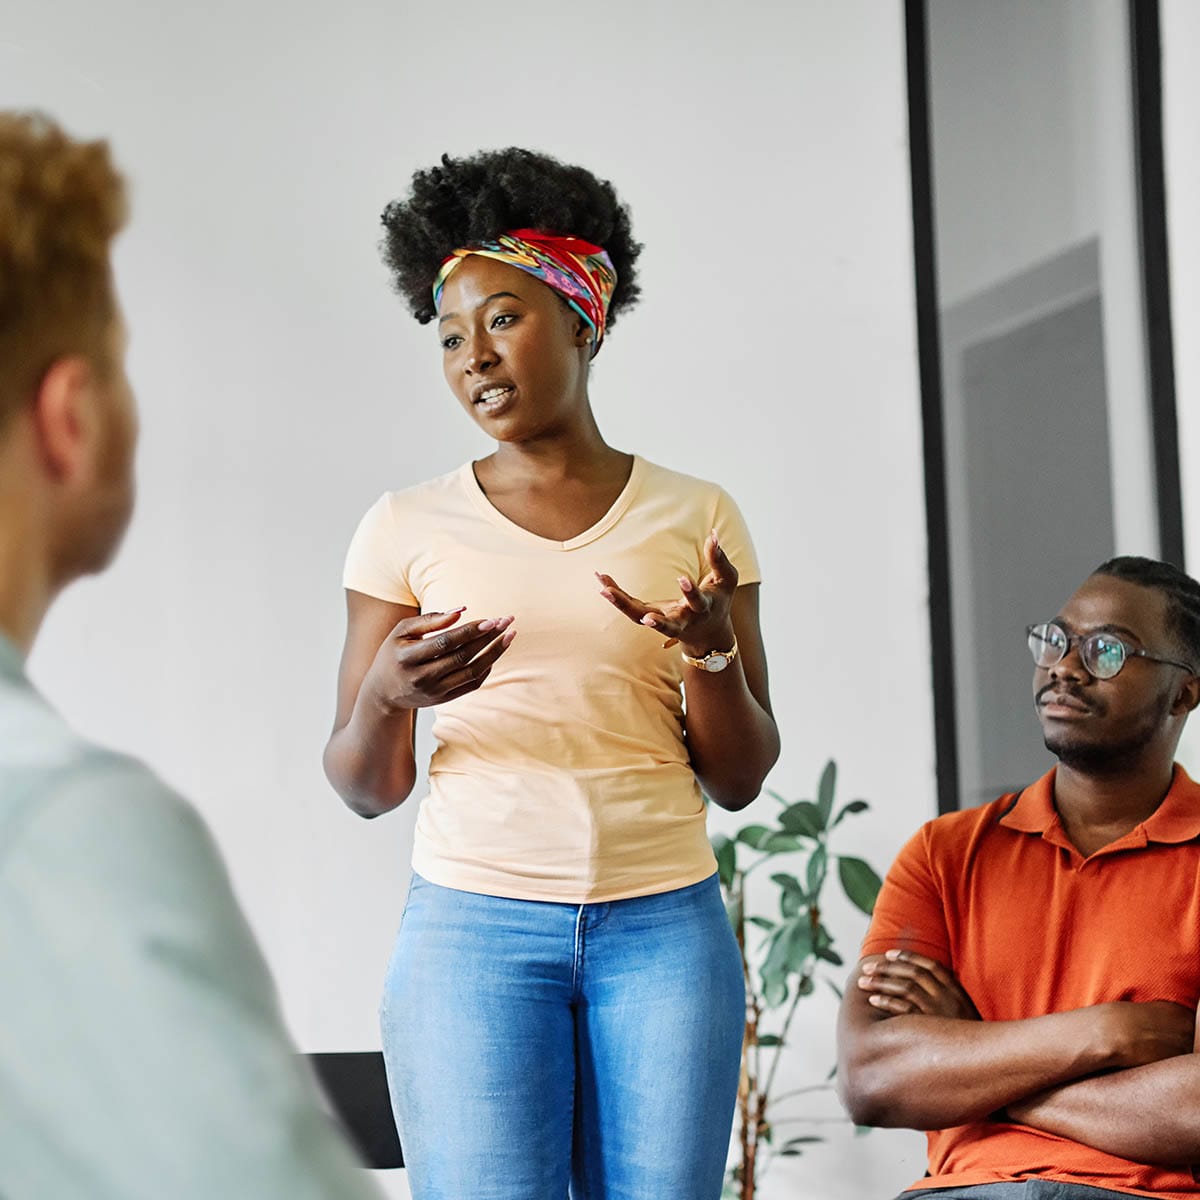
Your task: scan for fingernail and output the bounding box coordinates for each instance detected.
[600,589,615,601]
[885,949,903,961]
[502,628,517,645]
[868,994,885,1006]
[642,615,657,627]
[679,577,692,591]
[447,605,467,614]
[861,961,876,974]
[478,618,497,632]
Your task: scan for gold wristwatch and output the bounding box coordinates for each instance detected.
[681,639,739,673]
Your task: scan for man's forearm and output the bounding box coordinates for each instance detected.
[839,1005,1125,1130]
[1010,1054,1200,1165]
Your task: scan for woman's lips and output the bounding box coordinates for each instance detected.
[473,385,515,416]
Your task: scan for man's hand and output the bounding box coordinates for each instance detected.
[1094,1000,1195,1070]
[856,949,980,1020]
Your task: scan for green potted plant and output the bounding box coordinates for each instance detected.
[712,760,882,1200]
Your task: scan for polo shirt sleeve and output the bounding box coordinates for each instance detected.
[711,486,761,587]
[859,821,952,966]
[0,756,382,1200]
[342,492,419,606]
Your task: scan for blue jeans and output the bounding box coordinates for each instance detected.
[380,871,745,1200]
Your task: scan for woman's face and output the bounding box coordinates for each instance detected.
[436,255,593,442]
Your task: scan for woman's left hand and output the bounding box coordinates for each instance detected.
[596,530,738,655]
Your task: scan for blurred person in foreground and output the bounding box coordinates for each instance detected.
[839,558,1200,1199]
[0,111,382,1199]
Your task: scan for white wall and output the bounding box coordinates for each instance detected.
[929,0,1158,562]
[1162,0,1200,770]
[1,2,933,1196]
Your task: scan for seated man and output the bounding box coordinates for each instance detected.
[0,113,382,1198]
[838,557,1200,1199]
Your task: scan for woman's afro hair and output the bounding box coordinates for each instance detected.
[380,147,642,330]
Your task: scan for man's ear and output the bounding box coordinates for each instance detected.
[1173,673,1200,716]
[31,356,98,483]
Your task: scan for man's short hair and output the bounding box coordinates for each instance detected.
[1093,555,1200,670]
[0,111,127,432]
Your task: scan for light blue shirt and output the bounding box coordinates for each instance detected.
[0,634,382,1199]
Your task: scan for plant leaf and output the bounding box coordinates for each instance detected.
[782,1136,823,1151]
[762,973,788,1007]
[770,871,804,892]
[712,834,737,889]
[832,798,870,828]
[762,832,804,854]
[779,800,824,837]
[760,919,813,999]
[748,915,776,931]
[806,842,828,898]
[816,759,837,825]
[764,787,789,806]
[736,824,773,850]
[838,855,883,915]
[756,1033,782,1046]
[781,887,804,919]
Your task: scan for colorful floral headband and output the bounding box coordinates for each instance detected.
[432,228,617,356]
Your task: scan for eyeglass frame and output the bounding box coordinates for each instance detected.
[1026,621,1197,680]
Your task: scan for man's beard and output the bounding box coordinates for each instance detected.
[1043,692,1172,774]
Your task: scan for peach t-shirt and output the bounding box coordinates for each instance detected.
[342,455,760,903]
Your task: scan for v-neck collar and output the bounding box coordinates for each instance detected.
[459,455,645,551]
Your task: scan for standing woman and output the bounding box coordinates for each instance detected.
[324,148,780,1200]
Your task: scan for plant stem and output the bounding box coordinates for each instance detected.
[762,968,807,1105]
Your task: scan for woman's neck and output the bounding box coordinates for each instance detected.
[483,410,626,487]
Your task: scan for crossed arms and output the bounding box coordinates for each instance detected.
[836,949,1200,1165]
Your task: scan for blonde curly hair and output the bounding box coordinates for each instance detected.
[0,111,127,428]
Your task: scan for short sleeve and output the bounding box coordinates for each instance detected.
[342,493,418,606]
[711,487,761,586]
[859,822,952,966]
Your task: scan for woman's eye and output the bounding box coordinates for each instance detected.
[441,334,462,351]
[491,313,516,329]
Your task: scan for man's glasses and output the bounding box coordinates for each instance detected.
[1026,621,1196,680]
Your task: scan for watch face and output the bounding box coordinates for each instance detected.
[705,654,730,672]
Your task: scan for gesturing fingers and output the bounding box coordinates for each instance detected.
[371,610,519,711]
[435,625,518,698]
[402,615,513,667]
[677,575,708,615]
[595,572,653,622]
[704,529,739,590]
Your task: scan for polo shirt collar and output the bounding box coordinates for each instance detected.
[0,629,26,685]
[1000,764,1200,851]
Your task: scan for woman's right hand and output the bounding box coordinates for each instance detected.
[363,609,516,712]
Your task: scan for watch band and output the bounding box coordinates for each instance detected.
[681,639,739,672]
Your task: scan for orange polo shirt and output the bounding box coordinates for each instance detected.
[862,765,1200,1198]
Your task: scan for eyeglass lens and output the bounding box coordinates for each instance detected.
[1027,622,1126,679]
